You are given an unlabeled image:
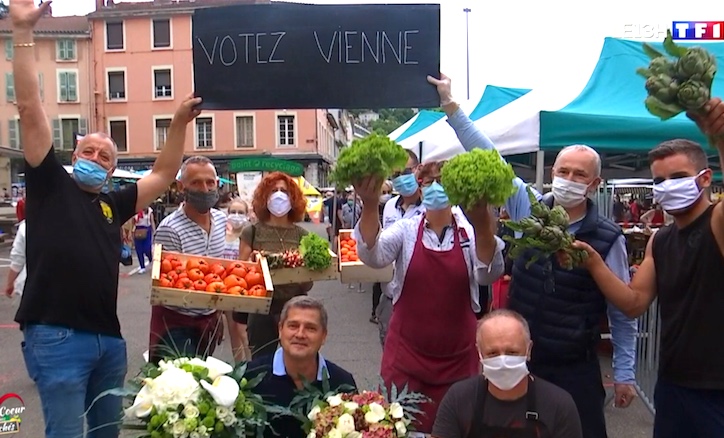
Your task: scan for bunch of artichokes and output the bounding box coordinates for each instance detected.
[502,187,588,270]
[637,29,717,121]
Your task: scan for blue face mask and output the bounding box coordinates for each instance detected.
[421,182,450,211]
[392,173,419,197]
[73,158,110,189]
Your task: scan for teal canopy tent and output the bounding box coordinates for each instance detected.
[391,110,445,142]
[540,37,724,152]
[469,85,531,121]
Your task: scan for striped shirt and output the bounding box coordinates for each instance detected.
[154,205,227,316]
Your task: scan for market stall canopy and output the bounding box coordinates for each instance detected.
[405,37,724,163]
[390,110,445,142]
[295,176,321,197]
[63,166,141,179]
[394,85,531,158]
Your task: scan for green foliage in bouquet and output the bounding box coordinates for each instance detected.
[285,368,357,426]
[636,29,717,121]
[299,233,333,271]
[329,134,409,187]
[440,149,517,209]
[503,187,588,270]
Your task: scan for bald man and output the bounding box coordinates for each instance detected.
[432,309,582,438]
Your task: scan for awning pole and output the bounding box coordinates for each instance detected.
[535,150,545,192]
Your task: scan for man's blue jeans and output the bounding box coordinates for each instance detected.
[21,324,128,438]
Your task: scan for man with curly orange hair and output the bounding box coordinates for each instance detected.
[234,172,315,358]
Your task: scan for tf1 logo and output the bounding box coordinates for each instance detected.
[672,22,724,40]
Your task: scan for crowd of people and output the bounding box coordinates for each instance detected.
[3,1,724,438]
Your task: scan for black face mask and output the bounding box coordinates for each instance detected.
[184,189,219,213]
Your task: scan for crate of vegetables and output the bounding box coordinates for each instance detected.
[262,233,340,285]
[338,230,393,284]
[149,244,274,314]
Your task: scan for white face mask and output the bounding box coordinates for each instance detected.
[551,176,589,209]
[268,191,292,217]
[228,213,247,229]
[653,171,705,213]
[481,354,529,391]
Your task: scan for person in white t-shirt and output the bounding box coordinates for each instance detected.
[132,206,155,273]
[4,220,26,300]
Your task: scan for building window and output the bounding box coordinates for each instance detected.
[155,118,171,151]
[235,116,254,148]
[57,70,78,102]
[107,70,125,100]
[195,118,213,150]
[8,119,20,150]
[51,118,87,150]
[109,119,128,152]
[5,39,13,60]
[106,22,124,50]
[153,19,171,48]
[56,39,76,61]
[5,72,14,102]
[153,69,172,98]
[278,115,295,147]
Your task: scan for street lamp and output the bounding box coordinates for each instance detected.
[463,8,472,100]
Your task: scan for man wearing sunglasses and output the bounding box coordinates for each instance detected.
[373,150,425,345]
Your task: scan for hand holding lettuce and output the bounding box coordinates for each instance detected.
[329,134,409,187]
[503,187,588,270]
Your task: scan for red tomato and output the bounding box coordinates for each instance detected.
[206,281,227,294]
[204,273,222,284]
[226,262,247,278]
[227,286,243,295]
[175,278,194,290]
[223,274,247,289]
[186,268,204,282]
[185,258,201,271]
[245,271,264,288]
[193,280,207,291]
[197,259,210,274]
[159,274,173,288]
[209,263,226,277]
[161,259,173,274]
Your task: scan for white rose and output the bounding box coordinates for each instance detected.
[389,402,404,419]
[222,415,237,427]
[172,420,187,435]
[328,428,342,438]
[364,402,386,424]
[343,402,359,412]
[197,425,207,434]
[216,406,231,420]
[308,405,321,421]
[394,420,407,436]
[148,368,201,409]
[167,412,180,424]
[326,395,343,407]
[190,433,200,438]
[183,404,200,419]
[307,432,316,438]
[337,413,356,434]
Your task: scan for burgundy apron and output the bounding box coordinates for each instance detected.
[149,306,222,362]
[381,216,479,433]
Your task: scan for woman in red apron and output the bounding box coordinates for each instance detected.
[353,163,506,434]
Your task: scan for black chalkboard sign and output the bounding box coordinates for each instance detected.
[192,3,440,110]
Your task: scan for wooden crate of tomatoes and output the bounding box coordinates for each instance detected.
[260,232,340,285]
[337,230,393,284]
[149,244,274,314]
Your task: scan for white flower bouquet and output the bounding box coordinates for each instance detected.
[93,357,276,438]
[304,390,425,438]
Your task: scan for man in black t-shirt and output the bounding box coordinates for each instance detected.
[9,2,204,436]
[573,98,724,437]
[433,309,582,438]
[246,296,357,438]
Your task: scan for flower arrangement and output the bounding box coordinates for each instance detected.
[306,391,413,438]
[95,356,276,438]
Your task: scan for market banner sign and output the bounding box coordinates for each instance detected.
[192,3,441,110]
[229,157,305,177]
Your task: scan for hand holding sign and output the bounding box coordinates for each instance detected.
[427,74,454,106]
[172,93,203,126]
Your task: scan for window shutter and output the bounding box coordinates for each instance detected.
[79,118,88,135]
[8,119,17,149]
[5,72,14,102]
[67,72,77,101]
[56,40,63,59]
[59,72,68,101]
[68,40,76,59]
[5,40,12,60]
[52,118,62,149]
[38,73,44,101]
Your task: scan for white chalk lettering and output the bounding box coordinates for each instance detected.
[381,31,401,64]
[196,36,218,65]
[361,31,379,63]
[403,30,419,65]
[255,33,267,64]
[269,31,286,63]
[219,35,237,66]
[239,33,254,63]
[314,31,337,63]
[344,31,359,63]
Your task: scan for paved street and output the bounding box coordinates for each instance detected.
[0,223,653,437]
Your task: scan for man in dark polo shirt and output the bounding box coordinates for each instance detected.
[573,98,724,437]
[246,296,357,438]
[9,2,203,436]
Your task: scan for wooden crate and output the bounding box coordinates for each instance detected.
[150,244,274,314]
[337,230,394,284]
[267,249,340,285]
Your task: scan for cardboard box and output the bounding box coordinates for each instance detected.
[150,244,274,314]
[337,229,393,284]
[267,249,340,285]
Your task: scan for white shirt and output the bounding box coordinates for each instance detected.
[10,221,26,296]
[353,209,505,312]
[135,207,154,227]
[382,195,425,229]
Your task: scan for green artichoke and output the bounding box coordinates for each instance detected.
[539,226,565,248]
[530,202,550,221]
[519,217,544,236]
[548,206,570,229]
[675,48,716,80]
[648,57,676,77]
[645,74,679,104]
[676,79,710,111]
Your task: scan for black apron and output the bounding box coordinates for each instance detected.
[466,377,549,438]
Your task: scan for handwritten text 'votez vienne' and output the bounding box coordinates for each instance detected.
[196,30,421,66]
